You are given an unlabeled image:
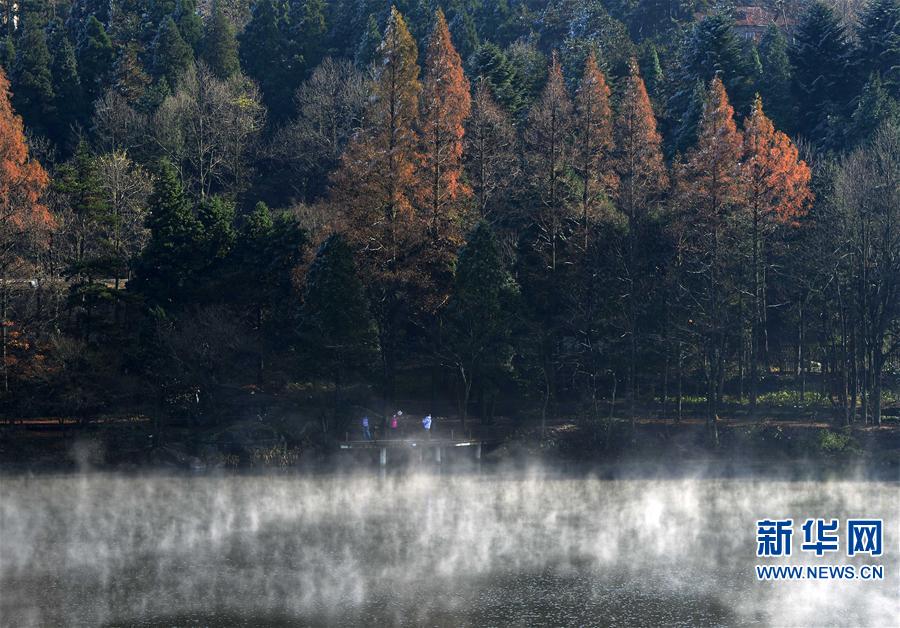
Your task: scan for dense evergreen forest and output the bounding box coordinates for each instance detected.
[0,0,898,452]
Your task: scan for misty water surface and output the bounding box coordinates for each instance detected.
[1,468,897,626]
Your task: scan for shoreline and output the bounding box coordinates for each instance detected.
[3,410,898,479]
[2,443,897,482]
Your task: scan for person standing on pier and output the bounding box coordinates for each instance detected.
[390,411,401,438]
[362,416,372,441]
[422,415,432,439]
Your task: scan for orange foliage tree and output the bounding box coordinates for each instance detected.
[613,58,667,231]
[0,68,53,395]
[574,51,615,251]
[329,7,422,409]
[674,75,744,442]
[741,94,812,408]
[419,8,471,310]
[333,6,421,277]
[612,58,667,427]
[523,52,574,271]
[464,78,517,222]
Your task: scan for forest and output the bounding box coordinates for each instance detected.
[0,0,898,458]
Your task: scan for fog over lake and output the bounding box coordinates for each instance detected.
[1,469,897,626]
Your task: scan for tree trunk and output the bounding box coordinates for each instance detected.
[873,352,884,426]
[459,364,471,428]
[541,367,550,440]
[333,367,342,432]
[676,344,683,423]
[1,284,7,397]
[750,209,759,410]
[798,299,806,404]
[607,372,616,450]
[662,339,670,420]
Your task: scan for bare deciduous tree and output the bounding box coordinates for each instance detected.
[92,89,148,155]
[153,63,265,198]
[96,151,151,288]
[270,57,369,202]
[833,124,900,425]
[464,78,518,224]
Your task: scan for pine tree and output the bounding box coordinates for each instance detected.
[230,201,274,311]
[444,222,516,424]
[354,13,381,68]
[230,201,306,382]
[17,0,52,29]
[289,0,327,77]
[176,0,203,52]
[747,44,763,97]
[146,0,177,30]
[183,193,236,299]
[67,0,112,38]
[54,141,108,278]
[153,16,194,93]
[574,51,615,250]
[640,42,664,103]
[674,76,744,442]
[0,36,14,73]
[758,26,793,132]
[112,43,152,105]
[672,78,706,153]
[140,0,176,48]
[200,2,240,79]
[239,0,290,118]
[49,30,83,149]
[850,73,900,143]
[328,0,376,60]
[791,2,854,144]
[131,159,202,308]
[857,0,900,97]
[506,40,547,114]
[12,23,54,137]
[740,95,812,409]
[670,12,754,133]
[54,142,118,336]
[298,233,377,423]
[467,41,523,116]
[77,15,115,108]
[419,8,472,309]
[447,9,478,62]
[197,195,236,262]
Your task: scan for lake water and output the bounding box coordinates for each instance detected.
[1,468,897,626]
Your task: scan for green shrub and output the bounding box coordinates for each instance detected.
[817,429,860,455]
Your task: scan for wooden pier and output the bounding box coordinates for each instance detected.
[339,438,486,465]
